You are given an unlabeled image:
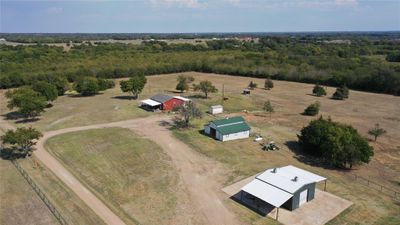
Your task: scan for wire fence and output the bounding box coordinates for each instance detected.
[353,174,400,201]
[11,160,68,225]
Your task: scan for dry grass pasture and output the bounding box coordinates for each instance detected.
[0,72,399,224]
[44,127,188,225]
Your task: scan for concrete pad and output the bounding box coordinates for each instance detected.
[222,176,352,225]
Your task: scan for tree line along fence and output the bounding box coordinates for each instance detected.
[11,160,68,225]
[353,174,400,201]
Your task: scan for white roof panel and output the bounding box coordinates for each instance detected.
[256,165,326,194]
[241,179,293,207]
[173,96,190,102]
[141,99,161,107]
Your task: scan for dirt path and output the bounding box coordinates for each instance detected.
[1,115,241,225]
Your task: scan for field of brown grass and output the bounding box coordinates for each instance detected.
[1,72,399,224]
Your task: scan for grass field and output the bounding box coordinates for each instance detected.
[44,127,180,225]
[0,159,57,225]
[1,72,399,224]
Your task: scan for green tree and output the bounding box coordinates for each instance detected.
[193,80,218,98]
[45,75,68,96]
[176,75,190,93]
[172,101,202,128]
[1,127,42,158]
[298,117,373,169]
[120,75,147,99]
[312,84,326,97]
[6,87,47,119]
[332,84,349,100]
[264,79,274,90]
[303,101,320,116]
[368,123,387,142]
[32,81,58,102]
[248,81,257,90]
[263,100,274,118]
[74,77,100,96]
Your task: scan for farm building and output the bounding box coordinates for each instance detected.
[140,94,190,111]
[241,165,326,213]
[209,105,223,115]
[204,116,250,141]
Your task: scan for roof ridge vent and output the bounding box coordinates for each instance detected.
[292,176,298,182]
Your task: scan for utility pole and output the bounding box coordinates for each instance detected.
[222,84,225,105]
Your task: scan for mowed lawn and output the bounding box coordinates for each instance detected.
[45,127,179,225]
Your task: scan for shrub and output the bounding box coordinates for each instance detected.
[298,117,373,168]
[332,84,349,100]
[312,84,326,96]
[303,101,320,116]
[74,77,99,96]
[264,79,274,90]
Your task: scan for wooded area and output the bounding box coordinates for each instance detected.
[1,33,399,95]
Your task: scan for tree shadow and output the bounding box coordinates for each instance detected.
[0,147,29,160]
[68,93,104,98]
[285,141,345,171]
[112,95,136,100]
[2,112,40,123]
[187,94,207,99]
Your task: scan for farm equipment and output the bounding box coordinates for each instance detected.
[262,141,280,151]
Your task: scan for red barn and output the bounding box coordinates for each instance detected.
[141,94,190,111]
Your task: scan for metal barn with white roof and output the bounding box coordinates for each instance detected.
[241,165,326,212]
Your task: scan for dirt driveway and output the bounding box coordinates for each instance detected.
[1,115,241,225]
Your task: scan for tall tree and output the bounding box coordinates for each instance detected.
[6,87,47,119]
[172,101,202,128]
[32,81,58,102]
[263,100,274,119]
[176,75,190,93]
[193,80,218,98]
[120,75,147,99]
[1,127,42,158]
[368,123,387,142]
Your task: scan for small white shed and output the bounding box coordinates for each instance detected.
[209,105,223,115]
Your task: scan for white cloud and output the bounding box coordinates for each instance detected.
[150,0,207,8]
[47,7,63,14]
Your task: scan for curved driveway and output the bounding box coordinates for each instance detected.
[31,115,240,225]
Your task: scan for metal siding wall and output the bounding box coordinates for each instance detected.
[291,183,316,210]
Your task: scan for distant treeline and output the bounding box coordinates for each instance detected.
[1,36,399,95]
[1,31,400,43]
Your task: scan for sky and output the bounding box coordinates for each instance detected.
[1,0,399,33]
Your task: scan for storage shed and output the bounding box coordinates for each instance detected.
[209,105,223,115]
[241,165,326,214]
[204,116,250,141]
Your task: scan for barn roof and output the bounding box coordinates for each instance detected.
[256,165,326,194]
[241,165,326,207]
[211,116,250,135]
[151,94,173,103]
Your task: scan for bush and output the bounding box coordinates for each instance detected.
[303,101,320,116]
[312,84,326,96]
[298,117,373,168]
[5,87,47,118]
[98,79,115,91]
[74,77,100,96]
[264,78,274,90]
[386,51,400,62]
[332,84,349,100]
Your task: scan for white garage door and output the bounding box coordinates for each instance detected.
[299,189,308,206]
